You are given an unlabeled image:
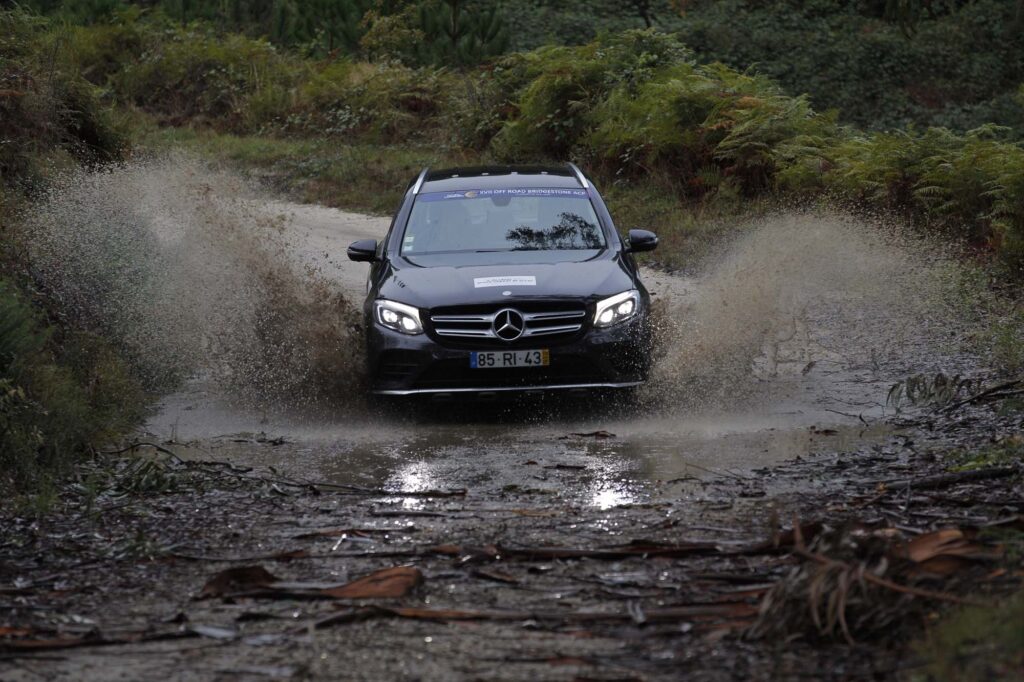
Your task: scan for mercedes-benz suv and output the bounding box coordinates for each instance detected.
[347,164,658,396]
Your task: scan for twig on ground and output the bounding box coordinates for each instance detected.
[942,378,1023,413]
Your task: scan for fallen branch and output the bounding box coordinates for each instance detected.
[497,541,722,560]
[98,441,185,463]
[790,519,987,608]
[888,466,1019,491]
[303,601,759,632]
[0,629,196,654]
[942,378,1023,413]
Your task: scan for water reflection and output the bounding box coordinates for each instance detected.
[161,395,895,510]
[505,213,604,250]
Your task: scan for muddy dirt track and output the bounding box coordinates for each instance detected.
[141,200,905,500]
[3,184,1022,681]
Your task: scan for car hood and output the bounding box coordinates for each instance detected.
[379,258,635,309]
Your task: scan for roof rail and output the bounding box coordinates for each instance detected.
[567,162,590,189]
[411,167,430,194]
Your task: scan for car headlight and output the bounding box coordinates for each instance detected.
[374,299,423,335]
[594,290,639,328]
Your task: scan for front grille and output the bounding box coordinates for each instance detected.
[429,302,587,346]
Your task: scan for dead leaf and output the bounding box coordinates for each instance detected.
[426,544,461,556]
[0,627,32,637]
[909,555,977,577]
[472,568,520,584]
[199,565,279,599]
[320,566,422,599]
[903,529,1001,563]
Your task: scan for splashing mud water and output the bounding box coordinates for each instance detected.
[643,210,974,411]
[23,156,980,424]
[24,155,364,409]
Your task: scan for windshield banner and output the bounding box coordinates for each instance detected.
[419,188,589,202]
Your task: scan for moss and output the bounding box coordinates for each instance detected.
[945,438,1024,473]
[914,589,1024,681]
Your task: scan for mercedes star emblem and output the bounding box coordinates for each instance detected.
[493,308,525,341]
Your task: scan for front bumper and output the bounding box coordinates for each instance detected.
[367,315,651,396]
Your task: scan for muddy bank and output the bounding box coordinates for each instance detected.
[1,398,1021,681]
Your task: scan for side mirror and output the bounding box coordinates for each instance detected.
[347,239,378,262]
[627,229,658,253]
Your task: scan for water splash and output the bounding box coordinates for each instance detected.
[643,209,977,410]
[24,155,364,408]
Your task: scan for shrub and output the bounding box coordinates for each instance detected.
[0,280,145,489]
[116,25,304,129]
[674,0,1024,133]
[0,9,127,194]
[587,62,839,195]
[821,126,1024,272]
[490,30,694,159]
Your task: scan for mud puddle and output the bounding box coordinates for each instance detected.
[145,385,896,509]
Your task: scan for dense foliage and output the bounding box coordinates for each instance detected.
[16,0,1024,132]
[0,283,144,489]
[673,0,1024,132]
[0,10,126,196]
[18,9,1020,272]
[1,10,143,490]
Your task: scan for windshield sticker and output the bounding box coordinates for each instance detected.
[418,188,588,202]
[474,276,537,288]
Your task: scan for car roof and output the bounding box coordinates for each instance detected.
[416,165,585,193]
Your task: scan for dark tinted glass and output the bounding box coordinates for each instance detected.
[402,188,605,255]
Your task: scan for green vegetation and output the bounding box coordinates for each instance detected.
[672,0,1024,133]
[915,588,1024,681]
[20,1,1024,131]
[946,436,1024,471]
[31,10,1018,272]
[0,282,145,490]
[1,9,144,492]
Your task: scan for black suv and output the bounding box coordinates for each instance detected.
[347,164,658,396]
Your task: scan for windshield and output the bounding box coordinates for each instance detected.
[401,188,606,256]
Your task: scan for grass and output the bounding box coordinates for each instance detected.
[945,437,1024,472]
[914,589,1024,681]
[139,124,470,215]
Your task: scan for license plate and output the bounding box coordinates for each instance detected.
[470,349,549,369]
